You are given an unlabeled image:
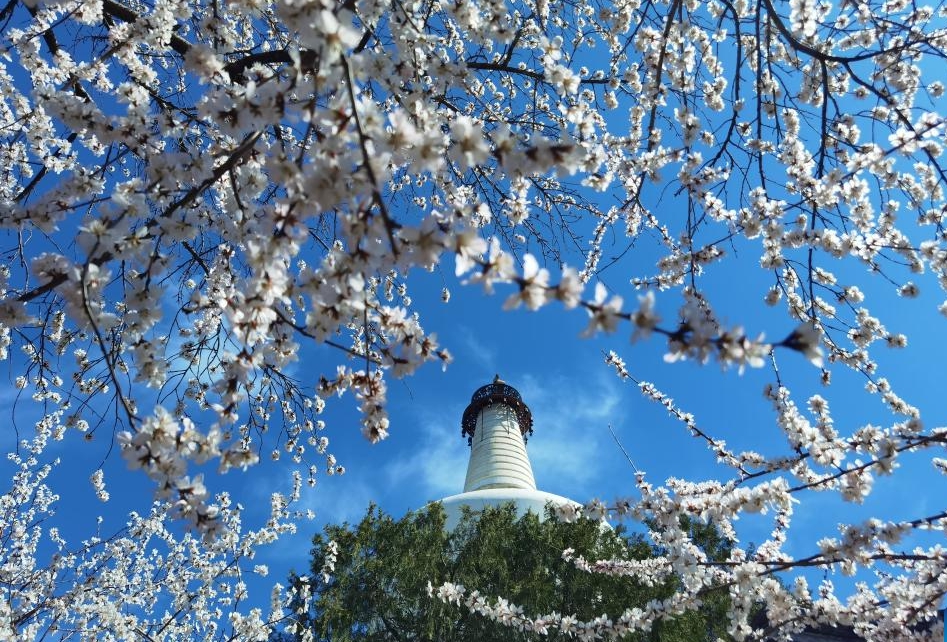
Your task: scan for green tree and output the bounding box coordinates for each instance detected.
[283,503,732,642]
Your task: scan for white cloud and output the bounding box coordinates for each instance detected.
[456,326,498,376]
[385,405,470,501]
[517,371,627,497]
[303,476,377,524]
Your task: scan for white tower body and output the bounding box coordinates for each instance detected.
[435,376,578,530]
[463,402,536,492]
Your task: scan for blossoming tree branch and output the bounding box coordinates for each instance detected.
[1,0,945,637]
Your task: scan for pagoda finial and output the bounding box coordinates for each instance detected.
[461,377,533,443]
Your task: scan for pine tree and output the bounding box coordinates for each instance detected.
[283,504,733,641]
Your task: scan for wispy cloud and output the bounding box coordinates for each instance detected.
[303,476,378,525]
[384,405,469,502]
[517,371,630,498]
[456,326,498,377]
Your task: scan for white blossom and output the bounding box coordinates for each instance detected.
[2,0,947,636]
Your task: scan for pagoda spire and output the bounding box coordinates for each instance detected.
[460,375,536,492]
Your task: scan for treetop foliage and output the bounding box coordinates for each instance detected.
[288,503,732,642]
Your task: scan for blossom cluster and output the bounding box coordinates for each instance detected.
[1,429,315,641]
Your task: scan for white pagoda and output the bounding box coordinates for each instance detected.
[437,375,577,530]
